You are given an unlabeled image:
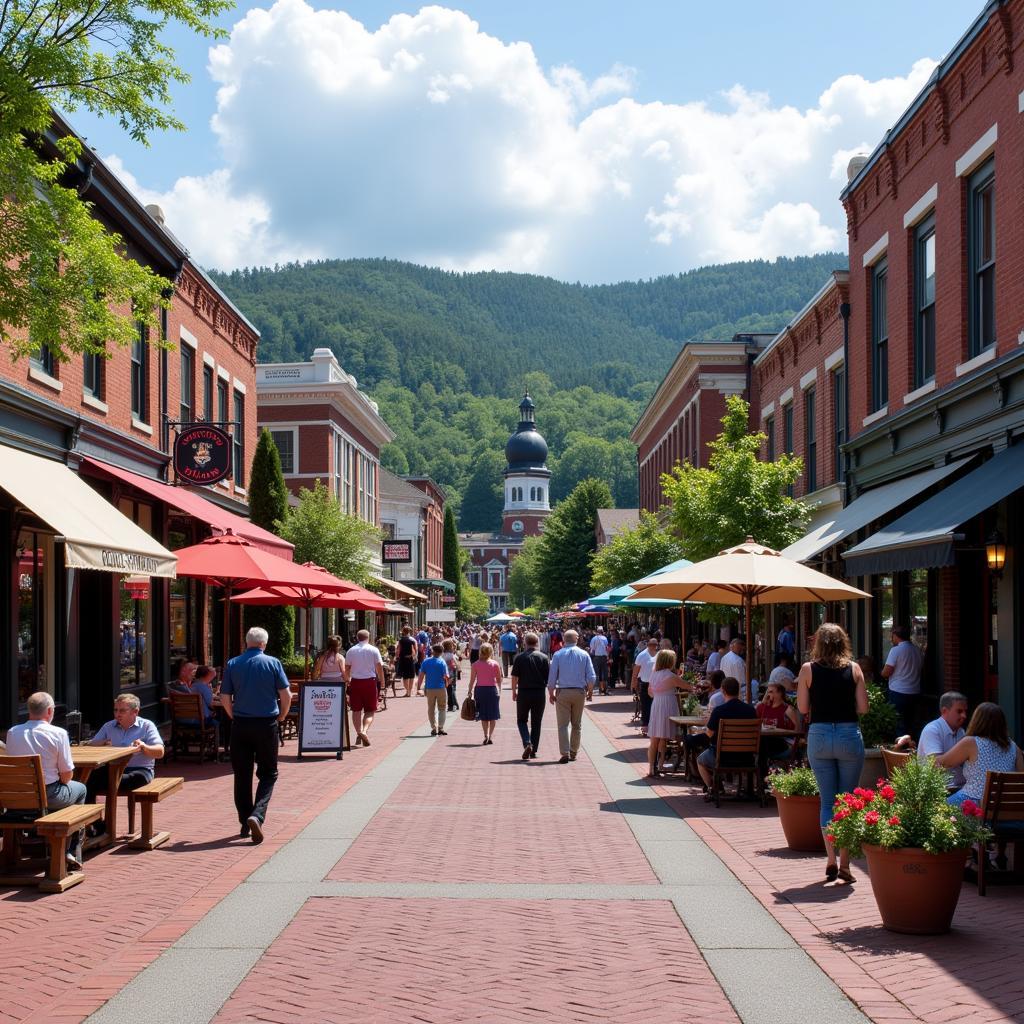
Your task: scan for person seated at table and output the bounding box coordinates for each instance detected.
[767,653,796,691]
[169,659,198,694]
[170,662,217,726]
[706,669,727,710]
[893,691,969,788]
[84,694,165,836]
[5,691,88,870]
[935,702,1023,807]
[696,676,758,798]
[757,681,801,760]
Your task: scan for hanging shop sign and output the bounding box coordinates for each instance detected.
[381,539,413,564]
[173,425,233,485]
[122,575,150,601]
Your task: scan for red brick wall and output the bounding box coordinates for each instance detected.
[844,1,1024,435]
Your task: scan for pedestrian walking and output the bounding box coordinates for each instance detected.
[589,626,610,696]
[396,626,418,698]
[796,622,869,885]
[631,637,659,738]
[442,638,460,712]
[499,625,520,677]
[510,631,549,760]
[547,629,595,763]
[345,629,385,747]
[646,649,687,778]
[417,643,450,736]
[220,627,291,844]
[468,641,502,744]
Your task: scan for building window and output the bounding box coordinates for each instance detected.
[783,404,793,497]
[203,365,214,420]
[232,391,245,487]
[871,259,888,411]
[83,351,103,399]
[217,377,228,425]
[833,367,846,483]
[179,346,194,423]
[804,386,816,493]
[131,323,148,421]
[30,343,55,378]
[469,572,480,588]
[968,159,995,357]
[765,416,775,461]
[270,430,294,474]
[914,214,936,387]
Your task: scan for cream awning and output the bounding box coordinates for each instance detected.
[0,447,177,579]
[371,573,427,602]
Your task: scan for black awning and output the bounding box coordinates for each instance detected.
[843,443,1024,577]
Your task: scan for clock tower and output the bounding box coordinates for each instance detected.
[502,392,551,538]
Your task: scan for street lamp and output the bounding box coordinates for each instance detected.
[985,530,1007,576]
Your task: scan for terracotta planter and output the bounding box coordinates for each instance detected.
[862,844,969,934]
[775,794,825,852]
[858,748,885,789]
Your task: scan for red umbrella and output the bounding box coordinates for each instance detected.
[173,532,358,664]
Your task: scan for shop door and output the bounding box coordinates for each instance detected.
[77,569,116,735]
[983,569,999,702]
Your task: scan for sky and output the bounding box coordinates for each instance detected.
[68,1,980,282]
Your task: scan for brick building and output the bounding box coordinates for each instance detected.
[0,114,273,731]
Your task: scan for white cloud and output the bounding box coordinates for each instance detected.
[116,3,938,280]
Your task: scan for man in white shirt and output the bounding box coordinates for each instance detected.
[5,691,88,869]
[589,627,610,696]
[720,637,748,701]
[631,637,659,737]
[344,630,385,747]
[882,625,924,735]
[705,640,726,675]
[896,691,968,788]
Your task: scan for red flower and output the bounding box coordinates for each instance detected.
[888,815,901,826]
[876,778,886,788]
[849,798,865,811]
[843,793,859,807]
[825,833,835,843]
[862,789,876,803]
[832,808,850,821]
[961,800,978,817]
[864,810,880,826]
[880,786,896,802]
[972,806,984,819]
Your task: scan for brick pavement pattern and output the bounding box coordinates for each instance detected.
[586,697,1024,1024]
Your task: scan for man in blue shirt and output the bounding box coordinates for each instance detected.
[416,643,451,736]
[547,629,595,763]
[221,626,291,843]
[499,626,520,677]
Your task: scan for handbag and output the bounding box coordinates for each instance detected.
[460,696,477,721]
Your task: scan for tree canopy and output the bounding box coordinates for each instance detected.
[0,0,231,359]
[507,534,542,610]
[589,512,683,594]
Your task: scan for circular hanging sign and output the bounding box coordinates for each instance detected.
[174,424,233,485]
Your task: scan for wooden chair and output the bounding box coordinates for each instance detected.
[976,771,1024,896]
[0,755,103,892]
[279,681,301,744]
[167,692,220,762]
[881,746,913,778]
[710,719,764,808]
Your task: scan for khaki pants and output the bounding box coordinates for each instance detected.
[555,689,586,754]
[426,689,447,731]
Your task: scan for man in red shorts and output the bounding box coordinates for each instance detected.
[344,629,385,747]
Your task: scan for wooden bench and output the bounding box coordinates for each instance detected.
[0,755,104,893]
[127,776,184,850]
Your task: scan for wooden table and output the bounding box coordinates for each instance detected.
[71,746,135,848]
[668,716,711,777]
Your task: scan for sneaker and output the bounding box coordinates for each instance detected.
[239,823,251,839]
[529,750,538,759]
[559,754,570,764]
[65,853,84,872]
[569,751,577,761]
[361,734,370,747]
[247,815,264,845]
[438,730,447,736]
[430,728,437,736]
[522,745,533,761]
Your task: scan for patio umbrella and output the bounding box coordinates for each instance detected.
[630,538,870,701]
[174,532,358,667]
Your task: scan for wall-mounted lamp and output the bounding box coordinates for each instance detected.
[986,530,1007,575]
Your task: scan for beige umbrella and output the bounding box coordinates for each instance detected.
[630,538,870,701]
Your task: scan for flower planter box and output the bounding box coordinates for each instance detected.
[775,793,825,852]
[858,748,885,789]
[862,844,969,934]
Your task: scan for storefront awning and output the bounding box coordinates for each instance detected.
[781,460,966,564]
[371,573,427,602]
[405,577,456,592]
[385,601,416,615]
[0,447,177,578]
[843,444,1024,576]
[82,457,293,559]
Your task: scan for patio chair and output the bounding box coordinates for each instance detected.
[709,719,764,808]
[167,692,220,762]
[976,771,1024,896]
[881,746,913,778]
[280,681,300,744]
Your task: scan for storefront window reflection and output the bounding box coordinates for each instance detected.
[118,499,153,690]
[168,527,191,660]
[17,532,45,703]
[908,568,929,657]
[875,574,894,664]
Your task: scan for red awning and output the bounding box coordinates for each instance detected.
[81,457,293,559]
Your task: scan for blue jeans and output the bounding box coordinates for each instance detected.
[46,779,88,861]
[807,723,865,828]
[886,689,917,737]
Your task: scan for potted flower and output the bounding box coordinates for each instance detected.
[768,765,824,852]
[827,757,988,934]
[857,683,898,787]
[679,692,701,717]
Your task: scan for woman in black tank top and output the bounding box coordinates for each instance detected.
[796,623,869,885]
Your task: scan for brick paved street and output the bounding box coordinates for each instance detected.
[4,685,1022,1024]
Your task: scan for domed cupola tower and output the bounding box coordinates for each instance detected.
[502,392,552,537]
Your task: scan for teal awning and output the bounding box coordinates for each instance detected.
[405,577,457,592]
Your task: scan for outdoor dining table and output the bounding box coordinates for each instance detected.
[71,745,135,849]
[667,717,802,778]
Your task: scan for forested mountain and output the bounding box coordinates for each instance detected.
[210,253,847,530]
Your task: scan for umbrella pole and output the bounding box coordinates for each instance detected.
[305,603,312,682]
[744,597,753,703]
[224,585,233,670]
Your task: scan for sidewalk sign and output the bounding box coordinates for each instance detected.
[297,682,347,759]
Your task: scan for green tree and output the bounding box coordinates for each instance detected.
[589,511,683,594]
[458,583,490,620]
[242,430,295,657]
[442,505,462,604]
[1,0,231,359]
[534,478,613,609]
[661,396,807,561]
[459,448,505,531]
[507,535,542,609]
[278,480,382,585]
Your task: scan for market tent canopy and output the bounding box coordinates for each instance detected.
[81,456,293,558]
[406,577,457,592]
[780,460,966,564]
[487,612,514,623]
[371,574,427,602]
[0,446,176,578]
[843,444,1024,576]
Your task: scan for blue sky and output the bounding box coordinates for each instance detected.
[72,1,982,280]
